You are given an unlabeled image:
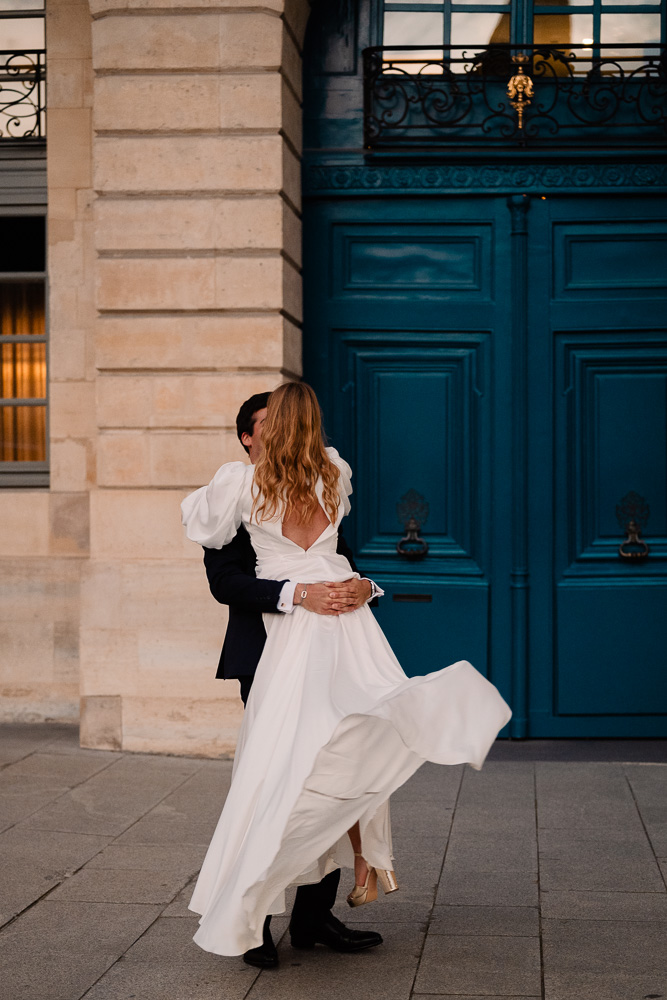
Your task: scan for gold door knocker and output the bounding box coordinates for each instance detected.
[396,489,430,560]
[507,54,534,131]
[616,491,650,561]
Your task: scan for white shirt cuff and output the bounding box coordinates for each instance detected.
[277,580,298,613]
[361,578,384,602]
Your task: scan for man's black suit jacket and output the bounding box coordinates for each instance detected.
[203,526,360,680]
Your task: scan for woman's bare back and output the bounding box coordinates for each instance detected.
[282,502,331,552]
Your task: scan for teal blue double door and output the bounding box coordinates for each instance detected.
[304,193,667,737]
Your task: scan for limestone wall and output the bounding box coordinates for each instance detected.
[78,0,309,754]
[0,0,310,755]
[0,0,93,723]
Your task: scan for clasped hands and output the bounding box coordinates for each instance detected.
[293,578,371,615]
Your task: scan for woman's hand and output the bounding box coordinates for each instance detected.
[329,578,372,612]
[294,579,371,615]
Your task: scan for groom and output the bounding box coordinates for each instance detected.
[202,391,383,969]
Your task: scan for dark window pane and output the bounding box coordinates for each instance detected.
[384,11,445,46]
[0,404,46,461]
[534,12,593,45]
[601,13,661,55]
[0,217,45,272]
[451,11,511,45]
[0,282,45,334]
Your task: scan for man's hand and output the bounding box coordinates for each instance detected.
[294,578,371,615]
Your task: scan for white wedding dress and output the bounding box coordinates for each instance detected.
[181,449,512,956]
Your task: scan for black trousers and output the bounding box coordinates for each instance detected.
[238,676,341,933]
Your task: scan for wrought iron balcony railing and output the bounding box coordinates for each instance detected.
[0,50,46,139]
[363,44,667,149]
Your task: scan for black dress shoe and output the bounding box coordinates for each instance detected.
[290,914,383,952]
[243,918,279,969]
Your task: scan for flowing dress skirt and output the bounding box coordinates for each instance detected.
[188,595,512,956]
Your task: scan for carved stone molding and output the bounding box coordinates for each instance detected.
[305,161,667,196]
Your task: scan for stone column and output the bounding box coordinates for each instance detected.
[80,0,309,754]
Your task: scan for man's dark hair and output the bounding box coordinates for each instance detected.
[236,392,272,454]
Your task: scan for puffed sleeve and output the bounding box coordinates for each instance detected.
[181,461,251,549]
[326,446,353,517]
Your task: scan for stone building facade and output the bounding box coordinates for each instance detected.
[1,0,310,755]
[2,0,666,748]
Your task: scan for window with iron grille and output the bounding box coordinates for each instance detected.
[367,0,667,146]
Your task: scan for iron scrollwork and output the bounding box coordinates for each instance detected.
[396,489,430,560]
[363,44,667,149]
[616,490,650,561]
[0,51,46,139]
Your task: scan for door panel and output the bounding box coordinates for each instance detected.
[556,586,667,716]
[555,335,667,566]
[304,199,512,701]
[347,339,488,568]
[529,198,667,736]
[553,222,667,297]
[332,223,493,296]
[375,582,490,680]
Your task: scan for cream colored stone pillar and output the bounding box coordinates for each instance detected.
[0,0,93,723]
[80,0,310,754]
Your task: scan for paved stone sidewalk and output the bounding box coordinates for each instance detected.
[1,723,666,1000]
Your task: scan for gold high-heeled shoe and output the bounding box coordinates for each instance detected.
[347,853,399,907]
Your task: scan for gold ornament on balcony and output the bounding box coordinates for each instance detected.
[507,54,534,131]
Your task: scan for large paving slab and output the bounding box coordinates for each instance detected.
[0,900,162,1000]
[542,918,667,999]
[0,722,82,766]
[535,762,640,831]
[3,750,116,785]
[415,930,542,996]
[18,754,201,837]
[85,841,206,875]
[0,772,72,833]
[624,763,667,857]
[81,959,258,1000]
[0,828,112,928]
[247,922,425,1000]
[49,866,193,905]
[437,868,540,907]
[113,758,232,845]
[540,887,667,921]
[2,723,667,1000]
[0,751,119,833]
[429,904,539,937]
[542,917,667,974]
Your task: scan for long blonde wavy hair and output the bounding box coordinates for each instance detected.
[251,382,340,525]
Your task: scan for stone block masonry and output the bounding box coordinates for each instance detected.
[80,0,310,753]
[0,0,311,755]
[0,0,94,726]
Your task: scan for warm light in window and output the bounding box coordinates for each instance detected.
[581,37,594,45]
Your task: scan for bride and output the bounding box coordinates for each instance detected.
[181,381,511,958]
